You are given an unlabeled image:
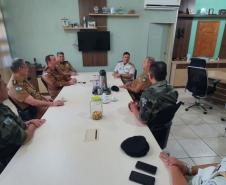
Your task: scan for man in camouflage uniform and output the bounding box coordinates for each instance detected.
[129,62,178,124]
[0,74,45,173]
[120,57,155,101]
[56,52,77,76]
[42,55,76,98]
[7,59,64,120]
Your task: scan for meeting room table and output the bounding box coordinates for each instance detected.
[0,72,171,185]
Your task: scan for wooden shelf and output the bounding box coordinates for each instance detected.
[63,26,97,30]
[89,13,139,17]
[178,14,226,19]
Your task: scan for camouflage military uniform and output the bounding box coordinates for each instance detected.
[139,80,178,123]
[56,61,75,75]
[42,67,71,98]
[7,75,47,118]
[0,103,27,169]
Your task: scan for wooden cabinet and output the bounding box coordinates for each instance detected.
[170,60,226,87]
[78,0,107,67]
[172,17,192,60]
[193,21,220,57]
[219,24,226,59]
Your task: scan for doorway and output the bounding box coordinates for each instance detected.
[147,23,175,80]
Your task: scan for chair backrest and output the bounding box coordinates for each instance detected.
[8,96,37,121]
[189,58,207,68]
[41,76,49,90]
[134,68,137,80]
[148,101,182,149]
[8,96,23,112]
[186,66,208,97]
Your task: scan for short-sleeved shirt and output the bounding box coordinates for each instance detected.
[56,61,76,74]
[7,75,45,109]
[0,103,26,160]
[114,61,135,76]
[42,67,71,98]
[127,72,151,93]
[191,157,226,185]
[139,80,178,123]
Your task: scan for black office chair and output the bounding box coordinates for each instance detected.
[134,68,137,80]
[8,97,37,121]
[147,102,182,149]
[185,66,217,114]
[189,58,207,68]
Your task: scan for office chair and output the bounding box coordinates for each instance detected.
[134,68,137,80]
[147,102,182,149]
[185,66,217,114]
[8,97,37,121]
[189,58,207,68]
[41,76,49,91]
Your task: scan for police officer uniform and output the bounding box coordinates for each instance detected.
[0,103,27,172]
[128,72,151,91]
[7,75,47,119]
[42,67,72,98]
[126,72,152,101]
[56,61,76,75]
[114,61,135,82]
[139,80,178,123]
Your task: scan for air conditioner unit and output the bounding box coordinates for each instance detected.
[144,0,181,10]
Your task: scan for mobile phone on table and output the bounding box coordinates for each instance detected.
[129,171,155,185]
[135,161,157,175]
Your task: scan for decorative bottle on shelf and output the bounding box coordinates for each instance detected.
[83,16,86,28]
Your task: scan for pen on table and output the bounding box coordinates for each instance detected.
[95,129,97,140]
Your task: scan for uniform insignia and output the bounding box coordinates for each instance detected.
[142,77,147,82]
[3,117,14,125]
[141,98,147,106]
[15,86,23,92]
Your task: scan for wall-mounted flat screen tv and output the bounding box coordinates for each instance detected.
[77,31,110,52]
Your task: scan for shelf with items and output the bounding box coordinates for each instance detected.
[89,13,139,17]
[178,14,226,19]
[63,26,97,30]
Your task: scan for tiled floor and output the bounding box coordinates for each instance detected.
[165,88,226,166]
[3,88,226,167]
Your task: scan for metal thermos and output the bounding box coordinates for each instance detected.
[99,69,111,95]
[99,69,107,90]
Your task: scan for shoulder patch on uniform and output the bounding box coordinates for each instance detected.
[15,86,23,92]
[3,117,15,126]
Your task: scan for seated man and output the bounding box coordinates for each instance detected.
[7,59,64,120]
[160,152,226,185]
[42,55,76,98]
[120,56,155,101]
[113,51,135,82]
[0,74,45,173]
[56,51,77,76]
[129,62,178,124]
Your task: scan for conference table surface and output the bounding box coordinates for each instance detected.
[0,72,170,185]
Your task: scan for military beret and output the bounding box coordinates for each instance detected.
[111,85,119,92]
[121,136,150,157]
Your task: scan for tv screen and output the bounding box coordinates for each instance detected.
[77,31,110,52]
